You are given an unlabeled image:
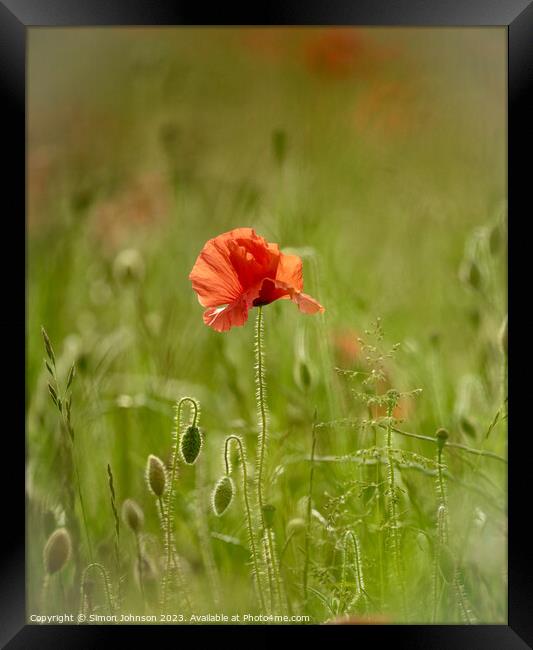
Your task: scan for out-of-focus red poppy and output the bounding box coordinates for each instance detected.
[353,80,422,138]
[333,329,364,367]
[189,228,324,332]
[304,29,396,79]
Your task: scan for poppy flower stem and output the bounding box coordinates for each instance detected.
[254,307,268,519]
[254,307,285,612]
[161,397,198,611]
[224,435,267,611]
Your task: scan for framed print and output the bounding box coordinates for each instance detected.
[1,0,531,647]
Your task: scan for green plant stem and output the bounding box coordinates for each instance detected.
[373,424,385,610]
[253,307,284,612]
[317,419,507,463]
[135,533,146,609]
[162,397,197,609]
[342,531,365,613]
[52,360,93,565]
[432,442,449,623]
[106,463,121,608]
[385,407,406,618]
[377,423,507,463]
[303,417,318,606]
[255,307,268,519]
[225,435,267,611]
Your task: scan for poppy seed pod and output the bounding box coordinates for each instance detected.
[212,476,234,516]
[146,454,167,498]
[180,425,202,465]
[43,528,72,575]
[122,499,144,533]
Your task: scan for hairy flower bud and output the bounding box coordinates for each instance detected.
[145,454,167,498]
[122,498,144,533]
[212,476,234,517]
[43,528,71,575]
[180,425,202,465]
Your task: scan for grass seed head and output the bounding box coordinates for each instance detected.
[212,476,234,516]
[180,425,202,465]
[121,498,144,533]
[43,528,71,575]
[145,454,167,497]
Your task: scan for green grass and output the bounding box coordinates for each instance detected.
[27,27,507,624]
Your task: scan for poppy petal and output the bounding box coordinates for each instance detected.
[276,252,303,292]
[189,238,244,308]
[203,299,250,332]
[292,291,325,314]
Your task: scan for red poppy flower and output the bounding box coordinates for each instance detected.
[189,228,325,332]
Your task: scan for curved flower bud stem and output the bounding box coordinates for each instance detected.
[161,397,198,610]
[79,562,115,616]
[224,435,267,611]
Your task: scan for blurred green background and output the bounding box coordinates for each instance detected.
[27,28,507,622]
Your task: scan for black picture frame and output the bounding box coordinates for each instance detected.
[1,1,531,647]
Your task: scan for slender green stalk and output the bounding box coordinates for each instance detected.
[195,452,221,608]
[42,329,91,612]
[254,307,268,519]
[267,528,285,613]
[58,574,66,612]
[432,505,447,622]
[454,568,477,623]
[385,396,407,618]
[317,419,507,463]
[303,416,318,605]
[106,463,121,607]
[135,533,146,609]
[341,531,366,613]
[433,430,452,622]
[161,397,197,609]
[224,435,267,611]
[253,307,284,611]
[373,424,386,610]
[41,574,50,616]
